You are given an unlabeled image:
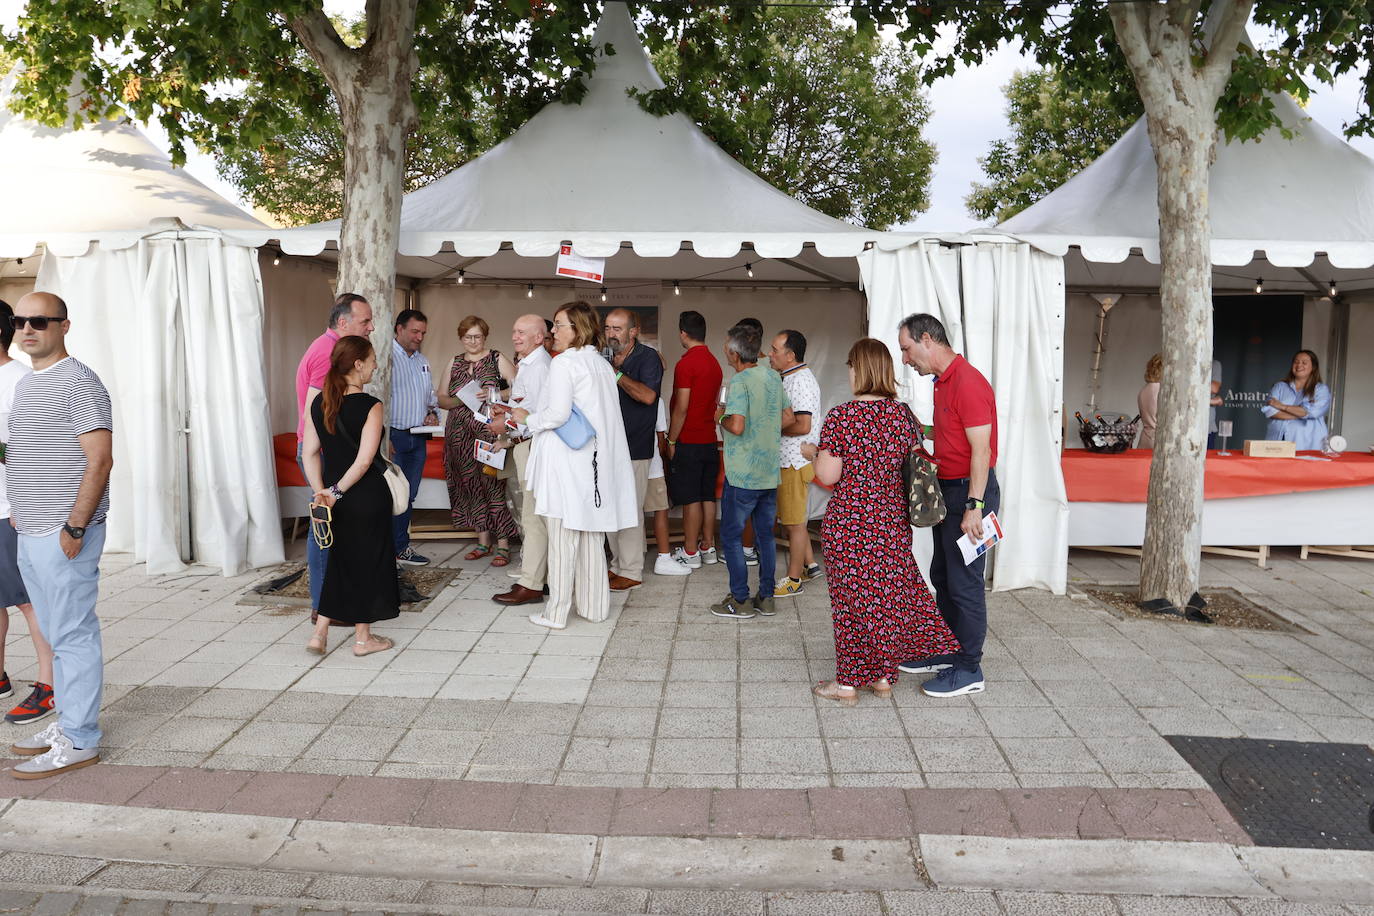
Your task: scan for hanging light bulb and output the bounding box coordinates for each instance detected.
[1254,278,1263,294]
[673,280,681,296]
[1329,279,1337,298]
[600,286,608,302]
[457,269,465,284]
[745,262,754,278]
[526,283,534,299]
[272,250,281,267]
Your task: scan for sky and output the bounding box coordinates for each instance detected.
[2,0,1371,232]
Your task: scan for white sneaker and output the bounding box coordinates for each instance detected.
[672,547,702,569]
[654,554,692,577]
[743,547,759,567]
[11,726,100,780]
[700,546,719,565]
[10,720,62,757]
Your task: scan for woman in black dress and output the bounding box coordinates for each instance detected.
[300,335,399,657]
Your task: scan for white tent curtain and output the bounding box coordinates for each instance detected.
[36,231,283,575]
[859,240,1069,594]
[961,241,1069,593]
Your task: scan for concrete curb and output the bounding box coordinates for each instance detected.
[2,798,1372,904]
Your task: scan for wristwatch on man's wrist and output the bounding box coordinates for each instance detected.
[964,497,985,512]
[63,523,86,539]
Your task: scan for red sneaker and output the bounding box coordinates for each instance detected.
[6,683,54,725]
[0,672,11,700]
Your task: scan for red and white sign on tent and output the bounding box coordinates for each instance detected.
[555,245,607,283]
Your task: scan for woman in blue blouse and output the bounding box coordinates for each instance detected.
[1261,350,1331,450]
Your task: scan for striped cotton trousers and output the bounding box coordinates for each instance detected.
[543,516,610,626]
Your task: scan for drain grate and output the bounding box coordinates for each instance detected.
[1167,735,1374,850]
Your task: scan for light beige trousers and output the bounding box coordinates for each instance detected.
[544,516,609,626]
[607,458,649,581]
[513,440,547,591]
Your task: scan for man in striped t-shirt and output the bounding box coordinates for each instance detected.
[5,292,113,780]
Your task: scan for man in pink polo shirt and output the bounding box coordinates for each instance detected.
[295,293,373,611]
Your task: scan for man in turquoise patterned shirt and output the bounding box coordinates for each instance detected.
[711,324,793,620]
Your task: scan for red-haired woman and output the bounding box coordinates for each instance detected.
[301,335,399,657]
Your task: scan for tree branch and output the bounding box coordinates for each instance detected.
[1201,0,1256,102]
[290,1,358,89]
[1109,3,1171,102]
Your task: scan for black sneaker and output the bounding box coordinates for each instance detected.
[710,594,756,620]
[396,547,430,566]
[0,672,11,700]
[6,682,54,725]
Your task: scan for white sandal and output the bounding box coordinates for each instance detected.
[353,635,394,657]
[528,614,567,630]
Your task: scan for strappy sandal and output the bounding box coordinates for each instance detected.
[812,680,859,707]
[491,546,511,567]
[465,544,493,561]
[353,635,395,657]
[858,678,893,699]
[305,634,327,656]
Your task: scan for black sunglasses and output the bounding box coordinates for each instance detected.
[9,315,63,331]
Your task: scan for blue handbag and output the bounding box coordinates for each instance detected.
[552,404,601,507]
[554,404,596,450]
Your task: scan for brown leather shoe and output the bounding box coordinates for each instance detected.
[493,584,544,606]
[608,574,642,592]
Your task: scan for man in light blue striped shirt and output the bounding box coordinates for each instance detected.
[389,308,439,566]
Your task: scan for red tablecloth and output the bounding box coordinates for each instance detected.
[1062,449,1374,503]
[273,433,445,488]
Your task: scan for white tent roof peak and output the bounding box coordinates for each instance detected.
[0,70,265,257]
[270,0,869,262]
[997,66,1374,269]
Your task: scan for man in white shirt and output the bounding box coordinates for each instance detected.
[769,330,823,597]
[491,314,553,606]
[0,299,55,727]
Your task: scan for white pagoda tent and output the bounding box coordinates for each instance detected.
[0,77,282,576]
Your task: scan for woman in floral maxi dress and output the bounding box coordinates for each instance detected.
[804,338,960,705]
[438,315,518,565]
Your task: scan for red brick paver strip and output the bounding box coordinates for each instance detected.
[1001,788,1124,840]
[412,778,523,831]
[126,767,253,812]
[16,763,166,806]
[222,772,342,820]
[907,788,1017,837]
[510,785,616,835]
[1,764,1256,846]
[610,788,711,836]
[315,774,433,826]
[807,787,913,839]
[710,788,812,838]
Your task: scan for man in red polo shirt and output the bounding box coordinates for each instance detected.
[665,310,723,569]
[896,312,999,698]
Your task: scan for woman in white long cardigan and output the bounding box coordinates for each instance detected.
[512,302,638,629]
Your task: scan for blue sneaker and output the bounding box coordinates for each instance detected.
[920,666,985,698]
[897,654,953,675]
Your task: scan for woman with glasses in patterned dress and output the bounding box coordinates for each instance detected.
[438,316,518,566]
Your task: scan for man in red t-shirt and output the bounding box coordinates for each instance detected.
[665,310,723,570]
[896,313,1000,699]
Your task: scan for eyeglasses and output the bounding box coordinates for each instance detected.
[460,334,485,342]
[552,322,573,330]
[10,315,63,331]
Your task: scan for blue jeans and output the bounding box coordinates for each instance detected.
[297,442,328,611]
[389,428,427,554]
[721,483,777,601]
[18,524,106,748]
[929,470,1000,673]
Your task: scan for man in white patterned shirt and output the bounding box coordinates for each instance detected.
[490,314,552,606]
[6,292,113,779]
[389,308,439,567]
[769,330,823,597]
